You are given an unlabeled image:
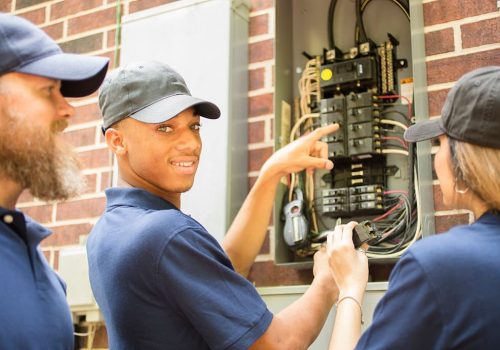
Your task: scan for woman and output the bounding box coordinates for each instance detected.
[327,66,500,349]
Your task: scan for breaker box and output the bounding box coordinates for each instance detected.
[273,0,435,268]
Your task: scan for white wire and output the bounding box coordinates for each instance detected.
[382,149,409,156]
[288,113,320,202]
[380,119,408,130]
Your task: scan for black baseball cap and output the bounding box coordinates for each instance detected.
[404,66,500,149]
[0,13,109,97]
[99,60,220,131]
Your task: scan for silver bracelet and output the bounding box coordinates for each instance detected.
[336,296,364,325]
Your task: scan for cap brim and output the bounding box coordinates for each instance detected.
[404,118,446,142]
[17,53,109,97]
[130,94,221,123]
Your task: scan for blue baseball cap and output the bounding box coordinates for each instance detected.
[0,13,109,97]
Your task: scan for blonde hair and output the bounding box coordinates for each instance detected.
[450,138,500,210]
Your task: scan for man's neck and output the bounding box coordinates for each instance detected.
[118,176,181,209]
[0,177,23,209]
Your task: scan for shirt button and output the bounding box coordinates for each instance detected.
[3,214,14,224]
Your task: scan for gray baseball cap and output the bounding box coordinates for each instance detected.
[99,60,220,130]
[0,13,109,97]
[404,66,500,149]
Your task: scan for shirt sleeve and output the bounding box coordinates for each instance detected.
[155,226,272,350]
[356,251,448,350]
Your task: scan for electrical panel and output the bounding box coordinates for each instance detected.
[275,0,433,267]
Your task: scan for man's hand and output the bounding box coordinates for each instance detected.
[313,246,338,303]
[260,123,339,181]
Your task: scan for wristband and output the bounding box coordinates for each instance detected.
[336,296,364,325]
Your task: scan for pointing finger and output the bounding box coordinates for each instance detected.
[306,123,339,143]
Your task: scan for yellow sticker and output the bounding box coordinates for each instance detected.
[321,68,333,81]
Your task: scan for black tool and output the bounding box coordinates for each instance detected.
[353,220,380,248]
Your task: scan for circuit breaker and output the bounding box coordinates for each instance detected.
[274,0,434,267]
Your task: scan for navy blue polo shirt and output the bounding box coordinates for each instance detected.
[357,211,500,349]
[0,207,74,349]
[87,187,273,350]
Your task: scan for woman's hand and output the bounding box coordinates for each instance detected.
[327,221,369,301]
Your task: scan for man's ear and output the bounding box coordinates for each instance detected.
[105,128,127,156]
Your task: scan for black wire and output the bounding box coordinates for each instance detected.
[327,0,338,50]
[355,0,368,44]
[355,0,410,44]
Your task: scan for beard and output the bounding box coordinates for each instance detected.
[0,104,86,202]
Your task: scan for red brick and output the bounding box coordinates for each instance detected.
[423,0,497,27]
[428,89,450,116]
[249,67,265,91]
[249,39,273,64]
[42,22,63,40]
[59,33,103,54]
[68,7,117,36]
[250,0,272,12]
[107,29,116,48]
[0,1,11,12]
[249,147,273,172]
[42,249,51,263]
[53,250,60,270]
[41,223,93,246]
[435,213,469,233]
[83,173,97,194]
[249,93,273,117]
[18,7,45,25]
[100,171,111,192]
[129,0,176,14]
[15,0,39,10]
[22,204,53,224]
[18,190,34,204]
[426,48,500,86]
[248,261,313,287]
[433,184,446,211]
[258,230,270,255]
[462,17,500,49]
[99,50,117,70]
[425,28,454,56]
[248,120,265,143]
[248,175,257,191]
[62,127,96,148]
[72,103,102,125]
[250,13,268,37]
[50,0,102,20]
[56,197,106,221]
[78,148,111,169]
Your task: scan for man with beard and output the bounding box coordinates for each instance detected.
[0,13,109,349]
[87,61,339,349]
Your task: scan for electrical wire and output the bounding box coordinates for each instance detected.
[380,119,408,130]
[355,0,410,44]
[327,0,339,50]
[377,95,413,121]
[382,136,408,149]
[367,167,422,259]
[382,149,409,156]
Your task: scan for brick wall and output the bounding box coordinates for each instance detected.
[2,0,499,347]
[423,0,500,233]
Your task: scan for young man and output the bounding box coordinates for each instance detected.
[0,13,109,349]
[88,60,339,349]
